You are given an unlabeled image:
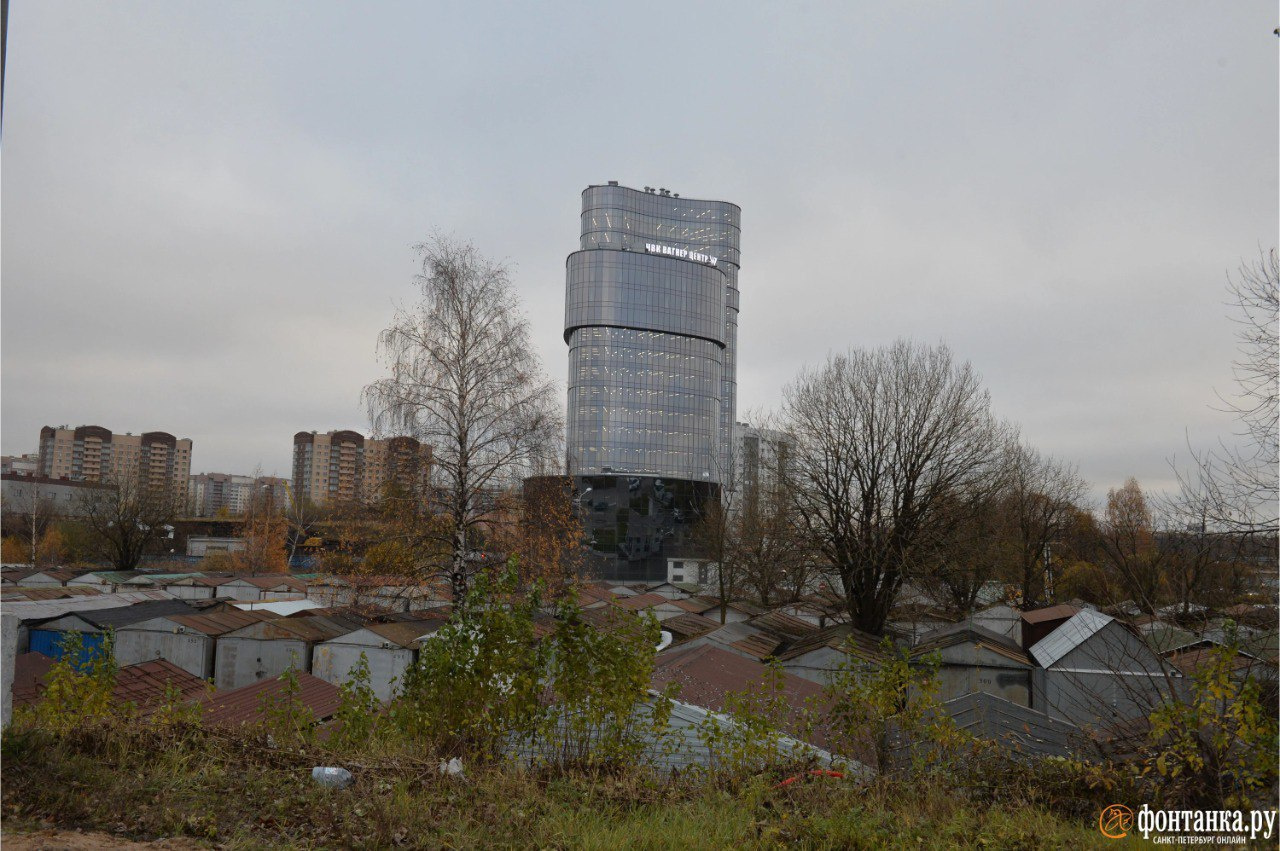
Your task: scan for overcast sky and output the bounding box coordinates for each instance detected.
[3,2,1276,505]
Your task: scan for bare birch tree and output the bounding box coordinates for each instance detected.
[363,236,562,603]
[780,340,1010,634]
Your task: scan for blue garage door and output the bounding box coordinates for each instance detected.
[28,630,107,670]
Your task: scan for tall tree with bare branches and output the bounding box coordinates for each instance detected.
[1175,249,1278,537]
[78,470,181,571]
[1003,443,1090,608]
[780,340,1011,634]
[363,236,562,603]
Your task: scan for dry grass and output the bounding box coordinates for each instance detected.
[0,722,1136,850]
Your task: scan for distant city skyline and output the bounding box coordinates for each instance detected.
[2,2,1275,505]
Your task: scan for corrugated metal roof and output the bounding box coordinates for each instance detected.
[943,691,1082,759]
[11,654,208,712]
[774,623,887,663]
[112,659,209,713]
[661,613,720,641]
[166,609,274,636]
[224,615,354,643]
[2,590,177,624]
[1029,609,1114,668]
[614,593,672,611]
[1,586,105,601]
[200,671,342,727]
[748,610,819,640]
[669,598,712,614]
[700,622,783,660]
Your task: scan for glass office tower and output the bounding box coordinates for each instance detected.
[563,182,741,580]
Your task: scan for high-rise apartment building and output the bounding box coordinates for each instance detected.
[292,430,429,507]
[37,425,192,493]
[562,182,741,580]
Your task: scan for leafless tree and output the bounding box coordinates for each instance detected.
[780,340,1011,634]
[1003,443,1090,608]
[734,425,817,608]
[1175,248,1278,537]
[921,478,1012,615]
[78,470,182,570]
[689,492,740,623]
[363,235,562,603]
[1,484,58,567]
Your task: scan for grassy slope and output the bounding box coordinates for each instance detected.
[1,727,1148,850]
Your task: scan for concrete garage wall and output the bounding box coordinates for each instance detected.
[114,619,215,680]
[2,612,19,724]
[214,637,310,690]
[312,636,416,703]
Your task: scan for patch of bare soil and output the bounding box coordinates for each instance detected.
[2,829,208,850]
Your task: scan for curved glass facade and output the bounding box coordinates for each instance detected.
[565,184,741,484]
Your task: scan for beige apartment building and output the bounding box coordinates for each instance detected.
[37,425,192,493]
[292,430,428,507]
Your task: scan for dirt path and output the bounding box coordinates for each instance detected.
[2,829,208,850]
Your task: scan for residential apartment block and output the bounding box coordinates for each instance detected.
[1,454,39,476]
[188,473,291,517]
[37,425,192,493]
[292,430,428,507]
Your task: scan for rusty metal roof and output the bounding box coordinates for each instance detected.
[222,615,356,643]
[748,610,819,640]
[112,659,209,713]
[166,609,274,636]
[700,622,784,660]
[287,604,384,622]
[1020,604,1080,624]
[364,620,448,647]
[11,654,207,712]
[651,644,835,750]
[669,598,711,614]
[611,593,672,611]
[1,586,104,601]
[199,671,342,727]
[10,652,56,708]
[661,613,720,641]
